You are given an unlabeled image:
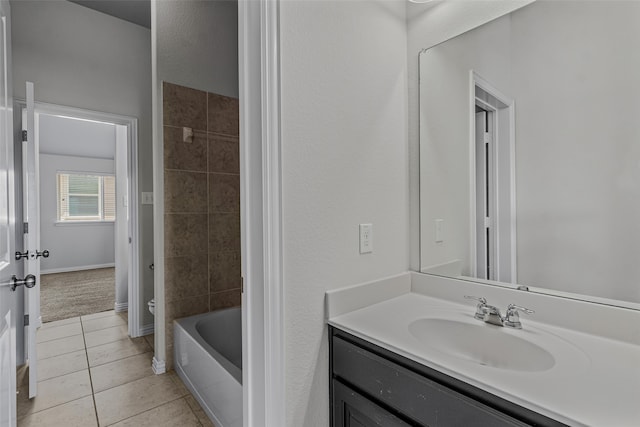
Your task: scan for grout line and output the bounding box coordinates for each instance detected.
[36,355,88,382]
[87,352,155,395]
[102,396,189,427]
[37,346,86,361]
[17,394,93,422]
[36,332,84,345]
[79,316,101,427]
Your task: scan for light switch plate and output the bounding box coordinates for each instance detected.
[142,192,154,205]
[359,223,373,254]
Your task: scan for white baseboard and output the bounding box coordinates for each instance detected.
[140,323,154,336]
[114,302,128,312]
[152,357,166,375]
[41,263,115,275]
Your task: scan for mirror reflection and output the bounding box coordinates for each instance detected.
[419,0,640,307]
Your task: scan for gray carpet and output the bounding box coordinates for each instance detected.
[41,268,115,323]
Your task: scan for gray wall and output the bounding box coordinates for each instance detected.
[279,1,408,424]
[39,154,116,273]
[511,1,640,303]
[156,0,238,97]
[11,0,153,328]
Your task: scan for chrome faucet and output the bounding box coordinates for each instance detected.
[464,295,489,320]
[503,304,534,329]
[464,296,534,329]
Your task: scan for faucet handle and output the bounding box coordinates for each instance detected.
[464,295,487,304]
[464,295,488,320]
[504,304,534,329]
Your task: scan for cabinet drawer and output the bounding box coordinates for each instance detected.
[332,335,529,427]
[333,380,413,427]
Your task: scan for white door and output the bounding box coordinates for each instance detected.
[0,0,17,425]
[475,110,495,280]
[21,82,40,398]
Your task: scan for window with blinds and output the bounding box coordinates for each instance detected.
[57,173,116,222]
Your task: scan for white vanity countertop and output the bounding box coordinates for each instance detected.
[327,273,640,427]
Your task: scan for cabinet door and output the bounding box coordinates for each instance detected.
[333,380,412,427]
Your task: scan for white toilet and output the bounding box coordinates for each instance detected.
[148,299,155,315]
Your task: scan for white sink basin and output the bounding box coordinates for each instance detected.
[409,318,556,372]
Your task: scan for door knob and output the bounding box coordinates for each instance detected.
[35,250,50,259]
[15,251,29,260]
[9,275,36,292]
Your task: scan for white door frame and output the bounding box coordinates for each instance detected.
[240,0,286,425]
[469,71,517,283]
[0,0,18,422]
[19,101,142,337]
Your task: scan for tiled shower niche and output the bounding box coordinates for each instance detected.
[163,81,240,368]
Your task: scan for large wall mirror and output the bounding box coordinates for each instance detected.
[419,0,640,309]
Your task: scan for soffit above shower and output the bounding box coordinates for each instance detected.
[67,0,151,29]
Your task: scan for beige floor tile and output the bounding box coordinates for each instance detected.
[184,395,215,427]
[144,334,155,350]
[94,374,185,426]
[17,370,92,419]
[36,322,83,343]
[108,397,201,427]
[87,337,151,367]
[116,310,128,322]
[37,334,85,360]
[84,325,129,348]
[38,350,88,381]
[90,352,154,393]
[167,370,190,397]
[82,315,127,332]
[40,316,80,330]
[80,310,116,321]
[17,396,97,427]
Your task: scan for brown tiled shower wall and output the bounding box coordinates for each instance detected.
[163,82,241,368]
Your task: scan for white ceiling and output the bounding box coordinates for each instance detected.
[67,0,150,28]
[38,114,116,160]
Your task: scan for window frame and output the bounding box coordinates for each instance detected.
[56,171,116,223]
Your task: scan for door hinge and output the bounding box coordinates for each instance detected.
[484,132,491,145]
[21,130,27,142]
[24,314,29,326]
[241,277,244,294]
[23,222,29,234]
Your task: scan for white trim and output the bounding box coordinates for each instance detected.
[140,323,154,336]
[507,101,517,283]
[150,0,166,371]
[114,302,128,312]
[470,71,517,283]
[152,356,165,375]
[468,71,477,277]
[125,117,141,339]
[54,220,115,226]
[240,0,286,425]
[40,263,115,275]
[261,0,285,425]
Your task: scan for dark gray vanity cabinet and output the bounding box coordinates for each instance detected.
[329,327,566,427]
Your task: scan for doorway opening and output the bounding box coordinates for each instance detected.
[21,102,141,337]
[471,72,517,283]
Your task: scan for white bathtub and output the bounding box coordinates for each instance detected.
[174,307,242,427]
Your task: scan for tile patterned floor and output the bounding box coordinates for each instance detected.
[17,311,214,427]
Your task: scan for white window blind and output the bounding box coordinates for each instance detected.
[103,176,116,221]
[57,173,116,222]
